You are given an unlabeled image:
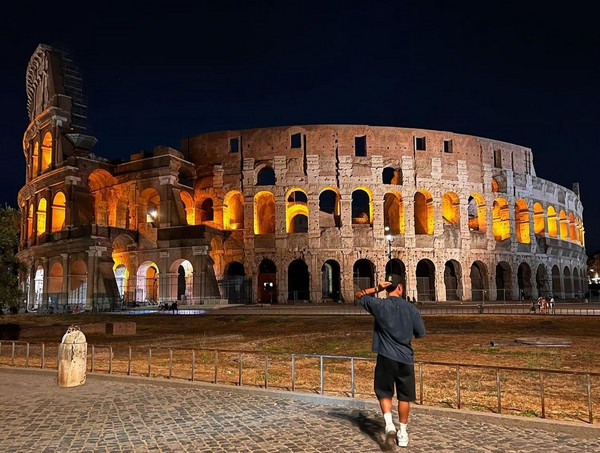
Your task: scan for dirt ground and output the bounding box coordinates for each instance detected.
[2,312,599,423]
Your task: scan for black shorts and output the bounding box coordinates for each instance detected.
[374,354,416,401]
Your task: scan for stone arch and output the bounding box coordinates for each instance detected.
[41,131,52,172]
[353,259,375,290]
[551,265,561,298]
[286,188,308,233]
[36,198,47,236]
[48,262,63,294]
[210,236,224,277]
[352,188,373,225]
[180,191,195,225]
[89,169,116,226]
[382,167,402,185]
[288,259,310,301]
[468,193,486,232]
[321,260,341,301]
[136,261,159,303]
[257,259,277,303]
[558,210,568,239]
[319,187,341,228]
[139,187,161,226]
[470,261,488,300]
[69,260,87,307]
[169,259,194,302]
[536,264,549,297]
[547,206,558,238]
[495,261,512,301]
[444,260,463,301]
[492,197,510,241]
[32,142,39,177]
[113,264,128,300]
[384,192,404,235]
[416,259,436,301]
[254,191,275,234]
[27,203,34,239]
[568,212,576,241]
[563,266,572,298]
[224,261,246,303]
[385,259,406,298]
[112,233,137,253]
[573,268,581,297]
[198,197,214,223]
[442,192,460,226]
[517,262,532,299]
[224,191,244,230]
[414,189,434,235]
[515,199,530,243]
[51,192,66,232]
[533,202,544,235]
[256,166,276,185]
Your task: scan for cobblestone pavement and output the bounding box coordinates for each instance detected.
[1,368,598,452]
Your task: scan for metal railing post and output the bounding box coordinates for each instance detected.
[11,342,15,366]
[128,347,132,376]
[147,348,152,377]
[191,350,195,382]
[350,358,355,398]
[320,356,324,395]
[238,353,243,386]
[587,374,593,424]
[214,350,219,384]
[456,365,461,409]
[41,343,45,369]
[291,354,295,391]
[540,372,545,418]
[264,356,269,389]
[26,343,30,368]
[91,345,95,372]
[419,363,424,405]
[496,369,502,413]
[169,349,173,379]
[109,347,113,374]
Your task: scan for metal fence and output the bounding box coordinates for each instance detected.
[0,341,597,424]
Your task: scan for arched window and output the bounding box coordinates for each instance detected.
[352,188,372,225]
[51,192,66,232]
[414,190,433,235]
[224,191,244,230]
[257,167,275,185]
[36,198,47,236]
[27,203,34,239]
[180,192,195,225]
[547,206,557,238]
[382,167,402,185]
[442,192,459,226]
[514,199,530,243]
[468,193,486,232]
[139,188,160,225]
[199,198,214,223]
[568,212,576,241]
[492,197,510,241]
[558,210,568,239]
[319,188,341,228]
[383,192,404,234]
[41,131,52,172]
[254,191,275,234]
[286,189,308,233]
[533,202,544,235]
[31,142,39,178]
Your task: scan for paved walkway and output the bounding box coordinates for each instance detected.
[1,368,598,452]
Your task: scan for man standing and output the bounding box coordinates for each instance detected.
[355,274,426,449]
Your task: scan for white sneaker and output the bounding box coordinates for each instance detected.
[396,431,409,447]
[383,426,397,451]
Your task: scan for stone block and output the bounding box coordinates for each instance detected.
[106,322,136,336]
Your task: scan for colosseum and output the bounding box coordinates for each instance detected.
[17,44,587,311]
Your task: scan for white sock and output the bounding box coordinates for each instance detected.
[384,412,395,431]
[399,422,407,434]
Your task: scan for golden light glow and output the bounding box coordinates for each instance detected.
[442,192,459,225]
[384,191,404,234]
[32,143,39,177]
[254,191,275,234]
[223,191,244,230]
[51,192,66,232]
[491,179,498,193]
[180,191,195,225]
[41,131,52,172]
[414,189,434,235]
[547,206,557,238]
[49,262,63,293]
[533,202,544,235]
[514,199,530,244]
[27,204,34,239]
[568,212,576,241]
[468,193,486,232]
[286,188,308,233]
[352,187,373,225]
[492,197,510,241]
[559,210,568,239]
[140,188,160,225]
[36,198,47,236]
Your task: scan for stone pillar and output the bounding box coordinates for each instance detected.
[86,248,98,311]
[159,251,170,302]
[61,253,70,304]
[27,262,37,309]
[41,257,49,307]
[435,260,445,302]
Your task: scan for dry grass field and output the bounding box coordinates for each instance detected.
[2,312,599,423]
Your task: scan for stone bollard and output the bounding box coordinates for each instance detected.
[57,325,87,388]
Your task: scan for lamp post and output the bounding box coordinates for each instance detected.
[384,226,394,260]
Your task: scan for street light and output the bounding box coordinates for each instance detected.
[384,226,394,259]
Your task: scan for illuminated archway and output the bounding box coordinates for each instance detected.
[492,198,510,241]
[414,189,433,235]
[352,188,372,225]
[468,193,486,232]
[136,261,159,303]
[48,262,63,295]
[89,169,116,226]
[41,131,52,172]
[27,203,34,239]
[51,192,66,232]
[198,198,214,223]
[514,199,530,243]
[568,212,576,241]
[319,188,341,228]
[491,179,499,193]
[286,189,308,233]
[169,259,194,302]
[470,261,488,300]
[533,202,544,235]
[114,264,128,300]
[254,191,275,234]
[180,191,195,225]
[321,260,341,301]
[36,198,47,236]
[558,210,568,239]
[547,206,557,238]
[442,192,460,226]
[140,188,161,225]
[34,265,44,309]
[31,142,39,177]
[224,191,244,230]
[384,192,404,234]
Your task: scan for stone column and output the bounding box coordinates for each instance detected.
[61,253,70,304]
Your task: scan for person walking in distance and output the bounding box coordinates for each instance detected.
[355,274,426,449]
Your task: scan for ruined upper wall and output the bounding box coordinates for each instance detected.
[184,124,536,177]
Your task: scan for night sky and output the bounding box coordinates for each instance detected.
[1,2,599,252]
